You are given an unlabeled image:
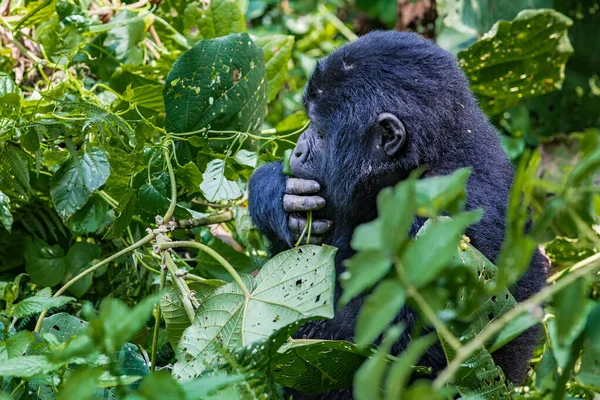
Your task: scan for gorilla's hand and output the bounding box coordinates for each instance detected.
[283,178,332,244]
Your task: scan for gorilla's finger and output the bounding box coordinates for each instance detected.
[286,178,321,195]
[283,195,326,212]
[289,215,333,234]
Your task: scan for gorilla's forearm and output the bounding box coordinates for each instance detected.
[248,162,294,252]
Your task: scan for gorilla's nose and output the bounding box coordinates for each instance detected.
[292,139,309,163]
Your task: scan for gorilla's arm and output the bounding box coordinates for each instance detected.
[248,162,294,253]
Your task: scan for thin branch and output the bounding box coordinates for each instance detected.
[162,147,177,222]
[175,211,233,229]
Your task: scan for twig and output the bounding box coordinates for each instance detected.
[163,252,196,322]
[162,147,177,222]
[433,251,600,388]
[175,211,233,229]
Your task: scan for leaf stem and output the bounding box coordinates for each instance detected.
[163,252,196,323]
[150,264,166,372]
[163,147,177,222]
[34,232,156,332]
[159,241,251,298]
[433,250,600,388]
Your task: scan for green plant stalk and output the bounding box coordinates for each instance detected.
[159,241,251,298]
[433,250,600,389]
[176,211,233,229]
[151,265,167,372]
[34,232,156,332]
[163,147,177,222]
[405,285,462,352]
[164,252,196,322]
[552,332,584,400]
[317,4,358,41]
[306,211,313,244]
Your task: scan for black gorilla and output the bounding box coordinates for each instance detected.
[248,31,548,396]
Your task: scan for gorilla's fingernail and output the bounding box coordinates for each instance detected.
[317,198,325,207]
[312,182,321,191]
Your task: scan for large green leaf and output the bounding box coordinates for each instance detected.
[24,237,67,287]
[41,313,89,343]
[12,293,75,319]
[173,245,336,380]
[164,33,268,135]
[270,339,375,394]
[254,35,295,102]
[64,242,102,297]
[459,9,573,115]
[50,148,111,221]
[438,238,516,398]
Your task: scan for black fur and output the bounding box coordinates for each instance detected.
[248,31,548,398]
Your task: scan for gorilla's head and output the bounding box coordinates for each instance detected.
[289,31,487,228]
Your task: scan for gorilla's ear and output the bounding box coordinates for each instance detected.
[377,113,406,157]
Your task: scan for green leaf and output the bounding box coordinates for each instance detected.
[57,367,104,400]
[6,331,34,359]
[353,326,402,400]
[41,313,88,343]
[13,294,75,319]
[133,372,186,400]
[50,148,111,221]
[384,334,437,400]
[254,35,295,102]
[123,84,165,112]
[64,242,101,297]
[24,236,67,287]
[160,280,225,346]
[200,159,245,202]
[103,11,145,65]
[355,280,405,346]
[233,149,257,168]
[70,194,109,234]
[459,9,574,115]
[164,33,268,136]
[271,339,375,394]
[0,191,13,232]
[183,0,246,42]
[175,162,204,194]
[105,190,136,239]
[181,373,247,398]
[414,168,471,217]
[578,304,600,389]
[0,73,20,119]
[402,212,482,288]
[489,313,540,353]
[173,245,336,380]
[339,250,392,308]
[0,355,58,377]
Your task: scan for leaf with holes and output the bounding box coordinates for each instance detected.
[172,245,336,380]
[459,9,573,115]
[164,33,267,135]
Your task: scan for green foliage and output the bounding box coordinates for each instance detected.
[0,0,598,399]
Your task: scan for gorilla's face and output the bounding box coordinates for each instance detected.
[289,107,408,223]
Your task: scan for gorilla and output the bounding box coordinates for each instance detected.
[248,31,548,397]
